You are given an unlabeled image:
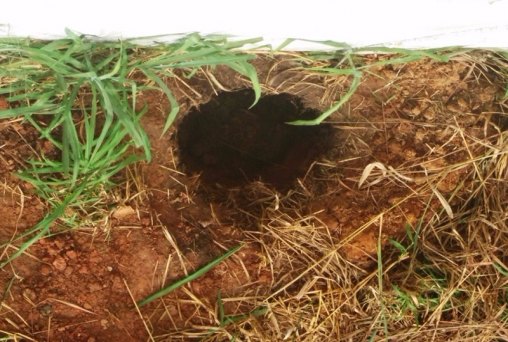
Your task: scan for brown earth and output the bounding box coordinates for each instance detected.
[0,53,505,341]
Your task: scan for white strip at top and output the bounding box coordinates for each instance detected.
[0,0,507,49]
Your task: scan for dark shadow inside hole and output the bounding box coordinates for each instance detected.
[177,89,335,191]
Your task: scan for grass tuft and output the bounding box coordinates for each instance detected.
[0,32,261,266]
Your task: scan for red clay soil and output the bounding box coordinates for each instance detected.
[0,54,504,341]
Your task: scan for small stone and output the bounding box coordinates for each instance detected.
[111,276,124,292]
[46,246,59,256]
[415,130,426,143]
[83,302,93,310]
[479,87,496,102]
[111,205,136,220]
[404,148,416,159]
[410,106,421,116]
[165,305,178,317]
[89,251,102,264]
[321,215,338,229]
[52,256,67,271]
[457,98,468,110]
[437,170,463,193]
[100,319,109,329]
[23,288,37,302]
[423,107,436,120]
[88,282,102,292]
[38,304,53,317]
[42,140,54,154]
[40,265,52,276]
[78,266,89,274]
[54,239,65,249]
[388,142,402,154]
[64,266,73,276]
[446,103,461,114]
[0,97,8,109]
[65,250,78,259]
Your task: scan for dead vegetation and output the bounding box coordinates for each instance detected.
[0,47,507,341]
[134,51,508,341]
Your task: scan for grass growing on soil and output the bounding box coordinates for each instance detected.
[138,244,242,307]
[246,48,508,341]
[0,33,508,341]
[0,32,261,266]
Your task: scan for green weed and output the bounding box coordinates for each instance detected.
[0,32,261,266]
[138,245,241,307]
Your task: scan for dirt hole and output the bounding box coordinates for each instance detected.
[177,89,335,191]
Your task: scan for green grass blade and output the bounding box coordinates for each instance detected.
[494,262,508,277]
[139,47,221,68]
[288,70,362,125]
[275,38,296,51]
[227,61,261,107]
[83,86,98,161]
[0,184,86,268]
[221,306,268,327]
[139,67,180,135]
[217,290,225,323]
[61,84,82,178]
[138,245,242,307]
